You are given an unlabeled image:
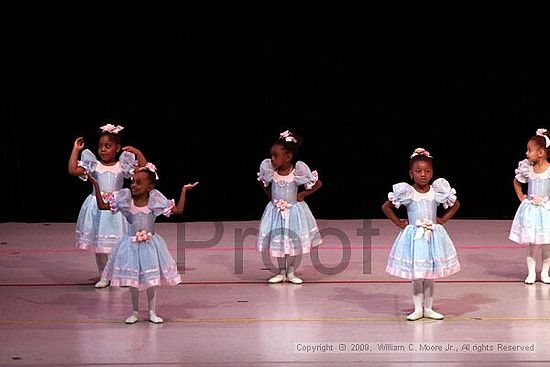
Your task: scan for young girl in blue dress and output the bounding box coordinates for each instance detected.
[509,128,550,284]
[68,124,147,288]
[382,148,461,321]
[90,163,198,323]
[257,130,323,284]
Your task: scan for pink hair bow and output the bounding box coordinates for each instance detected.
[99,124,124,134]
[410,147,432,159]
[138,162,159,180]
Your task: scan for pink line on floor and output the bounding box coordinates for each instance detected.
[0,279,524,286]
[0,244,527,254]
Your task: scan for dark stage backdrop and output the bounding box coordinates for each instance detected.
[1,9,549,222]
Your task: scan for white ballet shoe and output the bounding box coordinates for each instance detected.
[94,279,110,288]
[423,308,444,320]
[125,313,138,324]
[524,274,536,284]
[287,273,303,284]
[406,309,424,321]
[268,274,286,283]
[148,312,164,324]
[541,275,550,284]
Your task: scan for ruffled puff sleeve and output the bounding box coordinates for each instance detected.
[109,188,132,214]
[77,149,98,181]
[294,161,319,189]
[257,159,274,187]
[387,182,414,209]
[119,151,137,178]
[433,178,457,209]
[514,159,531,184]
[149,189,176,217]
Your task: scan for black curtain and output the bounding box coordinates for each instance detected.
[1,9,549,222]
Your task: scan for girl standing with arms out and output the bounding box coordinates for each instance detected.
[382,148,461,320]
[509,128,550,284]
[257,130,322,284]
[68,124,147,288]
[90,163,198,323]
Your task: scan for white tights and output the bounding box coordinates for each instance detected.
[277,255,299,275]
[129,287,158,314]
[526,245,550,281]
[126,287,163,323]
[411,279,435,311]
[94,253,108,276]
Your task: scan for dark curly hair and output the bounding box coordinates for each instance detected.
[273,130,303,164]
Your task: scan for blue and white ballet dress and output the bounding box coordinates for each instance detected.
[509,159,550,244]
[385,178,461,279]
[75,149,136,253]
[102,189,182,289]
[257,159,322,257]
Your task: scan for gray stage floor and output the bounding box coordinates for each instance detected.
[1,220,550,366]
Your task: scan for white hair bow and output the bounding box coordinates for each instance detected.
[536,128,550,148]
[279,130,297,143]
